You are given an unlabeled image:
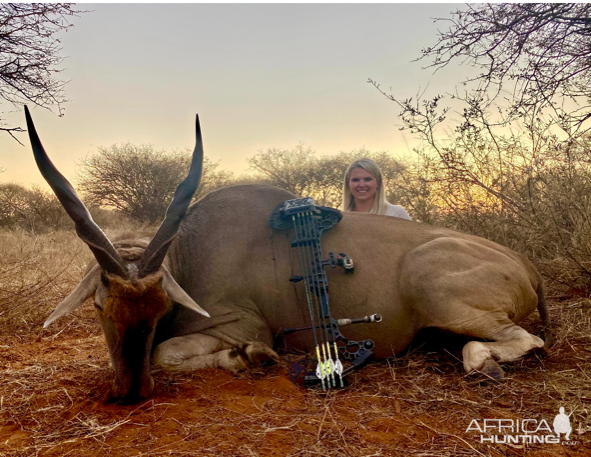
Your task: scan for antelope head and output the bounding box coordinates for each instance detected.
[25,107,210,403]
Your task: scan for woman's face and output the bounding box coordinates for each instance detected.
[349,167,379,206]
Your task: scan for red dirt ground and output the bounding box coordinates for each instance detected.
[0,309,589,457]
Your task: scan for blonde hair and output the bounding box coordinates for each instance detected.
[342,158,389,215]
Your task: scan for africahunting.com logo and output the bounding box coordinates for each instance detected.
[466,406,579,446]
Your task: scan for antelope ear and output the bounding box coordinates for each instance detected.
[161,266,210,318]
[43,265,102,328]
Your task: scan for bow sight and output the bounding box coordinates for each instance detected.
[269,197,382,389]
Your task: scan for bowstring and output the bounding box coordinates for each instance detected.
[293,213,326,389]
[303,210,336,388]
[308,211,343,388]
[300,211,331,388]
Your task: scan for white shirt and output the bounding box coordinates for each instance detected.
[385,203,412,220]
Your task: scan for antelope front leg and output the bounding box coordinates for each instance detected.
[153,333,279,374]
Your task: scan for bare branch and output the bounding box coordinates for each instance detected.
[0,4,84,139]
[420,3,591,134]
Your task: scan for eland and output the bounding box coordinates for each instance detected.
[26,108,551,403]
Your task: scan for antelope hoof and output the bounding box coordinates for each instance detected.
[481,359,504,381]
[240,341,280,367]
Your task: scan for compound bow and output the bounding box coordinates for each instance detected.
[269,197,381,389]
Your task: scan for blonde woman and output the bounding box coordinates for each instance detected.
[342,158,411,219]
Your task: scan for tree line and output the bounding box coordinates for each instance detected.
[0,143,410,228]
[3,132,591,297]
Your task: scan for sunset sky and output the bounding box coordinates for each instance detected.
[0,3,469,189]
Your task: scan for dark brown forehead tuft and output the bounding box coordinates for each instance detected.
[101,271,171,330]
[105,271,164,293]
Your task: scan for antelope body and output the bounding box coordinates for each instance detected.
[26,109,550,404]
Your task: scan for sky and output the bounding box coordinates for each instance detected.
[0,3,468,189]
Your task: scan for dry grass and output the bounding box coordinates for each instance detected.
[0,229,88,333]
[0,228,590,456]
[0,221,155,333]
